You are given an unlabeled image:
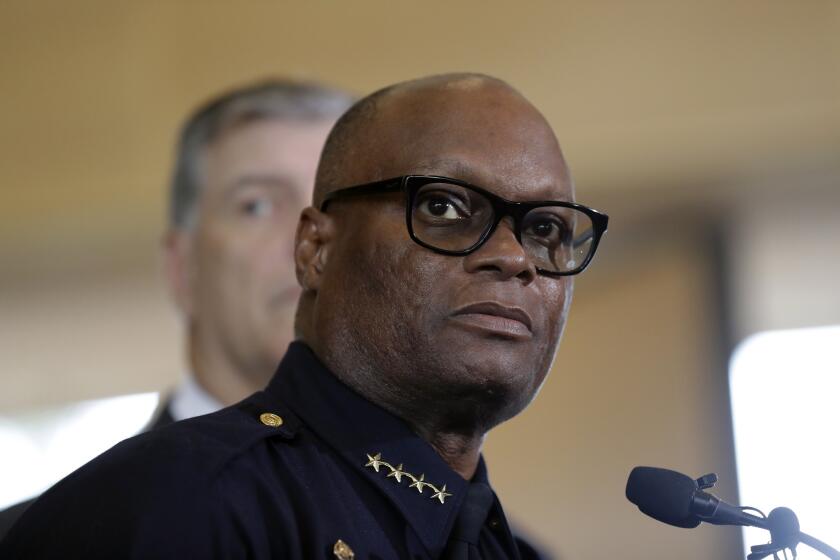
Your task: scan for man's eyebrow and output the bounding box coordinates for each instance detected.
[223,173,302,195]
[413,158,572,202]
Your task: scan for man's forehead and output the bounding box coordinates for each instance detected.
[315,74,572,205]
[364,85,571,200]
[203,118,332,182]
[375,77,523,123]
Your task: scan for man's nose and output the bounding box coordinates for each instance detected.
[462,217,537,284]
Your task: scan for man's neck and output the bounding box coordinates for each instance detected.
[422,430,485,480]
[305,334,493,481]
[187,339,264,407]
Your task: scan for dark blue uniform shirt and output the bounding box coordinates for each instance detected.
[0,342,543,559]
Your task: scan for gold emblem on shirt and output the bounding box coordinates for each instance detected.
[364,452,453,504]
[259,412,284,427]
[333,539,354,560]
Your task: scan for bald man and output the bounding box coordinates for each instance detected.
[0,74,608,559]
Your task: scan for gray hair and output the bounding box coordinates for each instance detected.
[168,79,355,229]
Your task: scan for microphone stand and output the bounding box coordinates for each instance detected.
[747,531,840,560]
[797,532,840,560]
[694,474,840,560]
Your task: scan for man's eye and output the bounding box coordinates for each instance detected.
[526,218,568,242]
[530,221,557,238]
[240,198,273,218]
[418,196,466,220]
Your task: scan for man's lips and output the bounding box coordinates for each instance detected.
[450,302,533,338]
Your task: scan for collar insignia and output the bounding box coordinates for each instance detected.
[365,452,452,504]
[333,539,354,560]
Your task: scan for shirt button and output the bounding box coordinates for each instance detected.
[260,412,284,427]
[488,517,501,531]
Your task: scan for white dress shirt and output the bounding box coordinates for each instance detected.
[169,375,224,422]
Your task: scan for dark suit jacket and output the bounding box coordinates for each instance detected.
[0,397,175,541]
[1,342,543,559]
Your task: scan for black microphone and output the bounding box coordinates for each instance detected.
[626,466,840,560]
[767,507,799,550]
[625,466,768,529]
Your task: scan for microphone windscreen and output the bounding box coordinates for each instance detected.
[626,466,701,528]
[768,507,800,548]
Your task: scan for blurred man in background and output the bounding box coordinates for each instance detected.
[160,79,354,421]
[0,79,354,538]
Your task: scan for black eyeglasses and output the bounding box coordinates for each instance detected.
[320,175,609,276]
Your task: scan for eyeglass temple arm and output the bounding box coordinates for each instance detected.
[570,210,609,249]
[572,229,594,250]
[573,212,609,248]
[320,178,404,210]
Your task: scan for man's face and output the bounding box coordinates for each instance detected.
[314,84,574,428]
[176,119,333,387]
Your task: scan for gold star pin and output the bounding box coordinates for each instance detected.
[430,484,452,504]
[364,452,452,505]
[365,452,383,472]
[386,463,405,483]
[333,539,354,560]
[409,473,427,493]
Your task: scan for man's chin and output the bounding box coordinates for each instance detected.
[438,321,540,366]
[434,351,539,400]
[429,372,535,433]
[434,330,546,407]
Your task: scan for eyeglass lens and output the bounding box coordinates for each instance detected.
[410,181,595,273]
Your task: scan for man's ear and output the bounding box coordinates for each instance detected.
[295,207,335,292]
[162,229,195,316]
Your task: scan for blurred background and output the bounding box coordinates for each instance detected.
[1,1,838,558]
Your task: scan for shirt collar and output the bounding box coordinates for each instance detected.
[169,375,225,422]
[265,341,473,557]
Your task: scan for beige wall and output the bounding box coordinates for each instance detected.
[731,184,840,340]
[486,227,741,557]
[2,1,839,558]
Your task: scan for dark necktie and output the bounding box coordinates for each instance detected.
[442,481,495,560]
